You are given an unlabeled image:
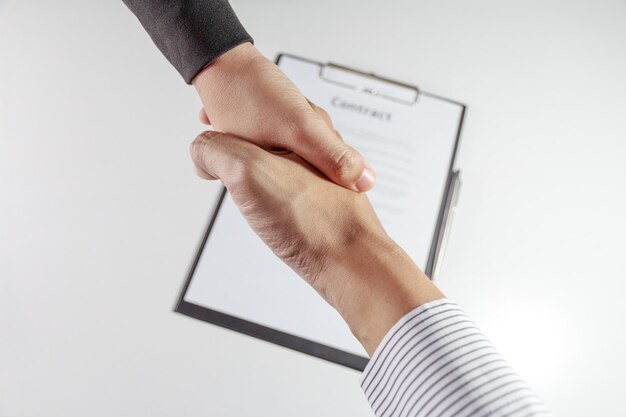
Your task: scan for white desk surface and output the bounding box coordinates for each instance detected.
[1,1,624,416]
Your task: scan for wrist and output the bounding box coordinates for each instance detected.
[192,42,260,102]
[193,42,258,81]
[321,233,444,356]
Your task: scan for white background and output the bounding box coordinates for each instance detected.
[1,1,625,416]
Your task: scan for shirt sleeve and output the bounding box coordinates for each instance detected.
[360,299,551,417]
[122,0,253,84]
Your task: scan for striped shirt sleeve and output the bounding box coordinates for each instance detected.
[360,299,551,417]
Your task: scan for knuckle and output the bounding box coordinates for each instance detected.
[189,131,214,163]
[228,159,250,187]
[193,165,215,180]
[318,106,331,122]
[189,131,225,179]
[333,129,344,142]
[227,146,261,188]
[189,135,207,174]
[284,107,318,143]
[331,146,359,182]
[190,133,203,154]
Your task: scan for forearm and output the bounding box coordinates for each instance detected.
[190,129,550,417]
[322,236,550,416]
[321,232,444,356]
[191,42,266,128]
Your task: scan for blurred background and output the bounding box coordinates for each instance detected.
[1,0,625,416]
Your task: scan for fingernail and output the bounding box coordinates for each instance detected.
[355,167,375,192]
[363,158,375,173]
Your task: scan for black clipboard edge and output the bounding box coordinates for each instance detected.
[425,104,466,279]
[174,188,369,371]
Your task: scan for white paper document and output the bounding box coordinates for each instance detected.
[183,55,464,358]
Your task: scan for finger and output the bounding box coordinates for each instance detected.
[199,108,211,125]
[333,128,345,143]
[306,99,333,129]
[307,101,345,143]
[190,131,219,180]
[190,131,261,187]
[291,111,375,192]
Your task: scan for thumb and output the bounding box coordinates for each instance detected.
[292,120,375,192]
[190,131,260,185]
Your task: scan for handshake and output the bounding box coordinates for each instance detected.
[189,43,442,356]
[122,1,547,407]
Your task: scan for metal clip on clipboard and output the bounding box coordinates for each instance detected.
[319,62,420,105]
[318,61,460,280]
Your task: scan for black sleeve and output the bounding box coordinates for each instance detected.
[122,0,253,84]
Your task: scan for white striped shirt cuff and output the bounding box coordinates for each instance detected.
[360,299,550,417]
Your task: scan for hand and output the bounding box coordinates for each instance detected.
[192,43,376,192]
[190,131,443,356]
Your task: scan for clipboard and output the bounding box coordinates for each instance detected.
[175,54,465,370]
